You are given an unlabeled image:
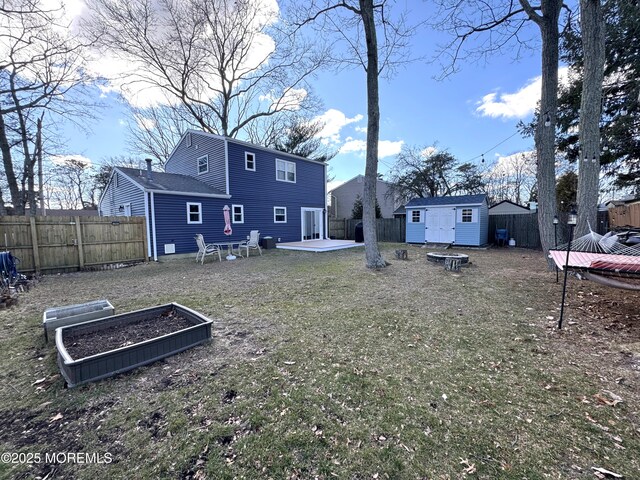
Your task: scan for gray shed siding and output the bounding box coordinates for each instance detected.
[165,132,227,193]
[99,170,145,217]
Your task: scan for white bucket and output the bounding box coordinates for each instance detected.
[508,238,516,247]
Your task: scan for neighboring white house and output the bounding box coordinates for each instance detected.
[328,175,400,219]
[488,200,533,216]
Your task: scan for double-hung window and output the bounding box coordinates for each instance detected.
[197,155,208,175]
[232,204,244,223]
[274,207,287,223]
[187,202,202,224]
[410,210,421,223]
[276,159,296,183]
[245,152,256,171]
[461,208,474,223]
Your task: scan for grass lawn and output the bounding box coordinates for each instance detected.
[0,244,639,479]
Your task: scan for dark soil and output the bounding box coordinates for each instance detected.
[63,310,195,359]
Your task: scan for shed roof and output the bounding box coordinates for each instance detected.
[488,199,531,211]
[118,168,227,196]
[405,194,487,208]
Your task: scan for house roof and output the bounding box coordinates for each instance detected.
[405,194,487,208]
[118,168,228,197]
[393,205,406,215]
[488,199,530,211]
[171,130,328,166]
[328,174,393,194]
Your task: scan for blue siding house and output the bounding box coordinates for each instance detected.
[99,131,327,259]
[405,194,489,246]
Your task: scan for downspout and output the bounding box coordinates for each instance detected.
[323,163,328,239]
[150,191,158,261]
[224,139,230,195]
[144,192,152,258]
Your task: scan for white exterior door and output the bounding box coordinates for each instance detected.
[301,208,323,241]
[424,208,456,243]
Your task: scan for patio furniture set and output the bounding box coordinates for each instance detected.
[195,230,263,264]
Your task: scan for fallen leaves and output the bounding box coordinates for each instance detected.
[593,390,623,407]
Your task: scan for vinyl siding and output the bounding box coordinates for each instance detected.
[99,170,145,216]
[405,202,489,246]
[479,202,489,245]
[406,208,425,243]
[226,141,326,242]
[153,194,232,255]
[329,175,399,219]
[165,132,226,193]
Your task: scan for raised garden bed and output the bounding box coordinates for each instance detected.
[56,303,212,388]
[43,300,115,342]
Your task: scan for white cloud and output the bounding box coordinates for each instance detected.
[50,154,93,167]
[355,126,367,134]
[339,139,404,158]
[82,0,280,109]
[314,109,364,144]
[260,87,307,112]
[420,146,437,157]
[477,67,569,119]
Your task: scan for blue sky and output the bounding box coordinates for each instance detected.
[59,1,551,190]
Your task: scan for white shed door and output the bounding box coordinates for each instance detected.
[425,208,455,243]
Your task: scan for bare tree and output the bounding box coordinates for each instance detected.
[388,145,485,203]
[575,0,605,236]
[46,157,96,209]
[1,0,95,215]
[85,0,326,153]
[434,0,568,266]
[484,153,537,204]
[291,0,417,268]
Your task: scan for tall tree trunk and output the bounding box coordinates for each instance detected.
[359,0,386,268]
[0,112,23,214]
[524,0,561,267]
[576,0,605,236]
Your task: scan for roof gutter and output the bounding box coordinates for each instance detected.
[144,189,231,199]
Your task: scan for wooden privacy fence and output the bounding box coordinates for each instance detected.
[489,214,541,249]
[330,218,406,243]
[608,203,640,228]
[0,215,147,274]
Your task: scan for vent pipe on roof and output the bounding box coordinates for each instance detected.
[145,158,152,181]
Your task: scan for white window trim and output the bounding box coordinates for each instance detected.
[187,202,202,224]
[187,132,192,147]
[410,210,422,223]
[276,158,296,183]
[197,155,209,175]
[245,152,256,171]
[459,208,477,223]
[274,206,287,223]
[232,204,244,224]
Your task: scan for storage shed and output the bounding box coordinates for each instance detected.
[405,194,489,246]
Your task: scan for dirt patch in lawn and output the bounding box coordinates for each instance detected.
[63,310,195,359]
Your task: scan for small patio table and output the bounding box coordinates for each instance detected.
[214,241,244,260]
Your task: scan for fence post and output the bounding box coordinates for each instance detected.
[29,216,41,274]
[74,216,85,269]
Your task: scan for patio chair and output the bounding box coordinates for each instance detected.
[194,234,222,264]
[239,230,262,257]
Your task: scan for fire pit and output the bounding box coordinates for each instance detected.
[426,252,470,264]
[56,303,212,388]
